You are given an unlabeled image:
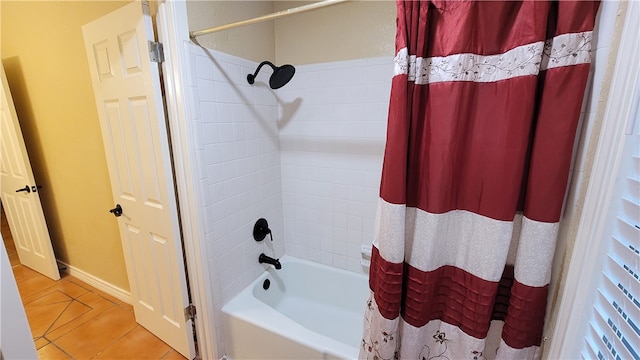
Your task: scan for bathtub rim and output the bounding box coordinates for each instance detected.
[221,255,368,359]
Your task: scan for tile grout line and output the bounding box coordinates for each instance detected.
[48,341,76,360]
[37,297,75,337]
[88,325,141,360]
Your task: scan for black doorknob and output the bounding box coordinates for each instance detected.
[15,185,31,193]
[109,204,123,217]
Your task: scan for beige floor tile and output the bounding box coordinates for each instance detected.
[53,306,138,359]
[63,276,132,308]
[26,289,72,305]
[34,336,50,350]
[13,265,58,299]
[21,287,77,326]
[94,325,172,359]
[160,349,188,360]
[75,290,119,309]
[48,299,92,334]
[24,298,71,337]
[90,287,131,309]
[44,312,109,342]
[37,343,73,360]
[62,276,98,292]
[52,276,91,298]
[45,291,116,341]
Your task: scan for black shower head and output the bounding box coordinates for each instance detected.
[247,61,296,89]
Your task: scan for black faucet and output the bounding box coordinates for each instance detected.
[259,253,282,270]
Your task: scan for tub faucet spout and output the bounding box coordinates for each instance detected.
[259,253,281,270]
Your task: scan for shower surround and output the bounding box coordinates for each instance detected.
[183,41,392,355]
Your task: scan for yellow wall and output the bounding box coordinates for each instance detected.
[274,1,396,65]
[187,1,275,62]
[185,1,396,65]
[1,1,131,290]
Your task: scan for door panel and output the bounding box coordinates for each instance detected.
[82,2,194,358]
[0,65,60,281]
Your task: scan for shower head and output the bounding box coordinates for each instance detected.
[247,61,296,89]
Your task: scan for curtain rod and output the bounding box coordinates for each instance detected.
[189,0,350,39]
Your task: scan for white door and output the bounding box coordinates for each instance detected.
[82,2,195,358]
[0,65,60,281]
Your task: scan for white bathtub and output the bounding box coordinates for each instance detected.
[221,256,369,359]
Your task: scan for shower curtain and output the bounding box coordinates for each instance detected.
[361,1,600,359]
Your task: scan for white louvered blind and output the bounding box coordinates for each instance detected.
[581,98,640,359]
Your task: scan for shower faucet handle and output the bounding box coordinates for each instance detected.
[253,218,273,242]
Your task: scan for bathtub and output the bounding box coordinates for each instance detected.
[222,256,369,359]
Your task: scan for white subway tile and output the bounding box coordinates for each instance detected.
[333,227,348,243]
[333,254,347,269]
[320,238,333,252]
[330,188,345,208]
[334,214,348,229]
[346,258,363,273]
[185,57,200,90]
[321,252,333,266]
[332,240,347,255]
[214,81,233,103]
[348,230,363,245]
[308,236,321,250]
[210,182,226,203]
[189,87,201,121]
[219,143,235,162]
[195,149,207,180]
[202,123,220,144]
[347,85,370,104]
[348,201,366,217]
[348,215,363,231]
[216,103,233,123]
[197,78,216,102]
[234,142,247,159]
[196,55,215,81]
[218,123,234,142]
[204,144,220,165]
[199,101,218,123]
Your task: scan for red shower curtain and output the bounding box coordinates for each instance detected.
[361,1,599,359]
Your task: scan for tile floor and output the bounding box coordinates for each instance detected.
[2,208,187,360]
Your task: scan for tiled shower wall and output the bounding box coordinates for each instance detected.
[184,42,285,309]
[276,58,393,272]
[184,44,393,354]
[186,43,394,304]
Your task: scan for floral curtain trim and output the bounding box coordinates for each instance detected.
[393,31,593,84]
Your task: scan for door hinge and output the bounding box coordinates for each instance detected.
[184,304,196,321]
[148,41,164,63]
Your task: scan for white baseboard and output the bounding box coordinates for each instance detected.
[57,260,132,305]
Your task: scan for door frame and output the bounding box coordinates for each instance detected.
[154,2,218,359]
[545,1,639,358]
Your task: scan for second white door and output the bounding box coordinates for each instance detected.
[82,2,194,358]
[1,65,60,281]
